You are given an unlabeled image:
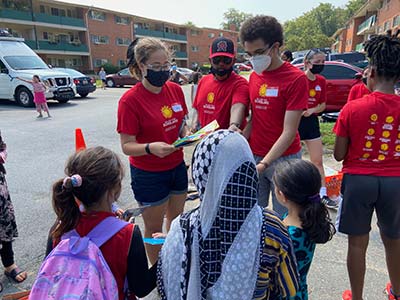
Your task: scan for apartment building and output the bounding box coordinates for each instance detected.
[1,0,241,72]
[0,0,90,70]
[331,0,400,53]
[133,16,188,67]
[187,27,240,68]
[86,7,134,70]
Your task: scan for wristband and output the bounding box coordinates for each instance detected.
[145,143,151,155]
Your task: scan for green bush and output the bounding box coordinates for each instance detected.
[101,63,120,75]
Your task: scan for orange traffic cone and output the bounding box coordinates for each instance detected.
[75,128,87,152]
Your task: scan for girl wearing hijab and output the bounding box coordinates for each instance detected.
[157,130,299,300]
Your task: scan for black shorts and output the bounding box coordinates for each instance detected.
[336,174,400,239]
[298,115,321,140]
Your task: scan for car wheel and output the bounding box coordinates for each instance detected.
[79,93,89,98]
[58,99,69,104]
[15,87,34,107]
[106,79,115,88]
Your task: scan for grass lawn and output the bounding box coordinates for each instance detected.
[320,121,336,150]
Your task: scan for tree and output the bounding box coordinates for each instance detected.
[221,8,253,31]
[282,0,367,51]
[183,21,196,28]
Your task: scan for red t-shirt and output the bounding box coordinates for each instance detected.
[117,82,188,171]
[307,75,326,109]
[334,91,400,176]
[193,72,249,129]
[249,62,308,157]
[347,82,370,102]
[56,212,134,300]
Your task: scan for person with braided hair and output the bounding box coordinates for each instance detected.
[334,33,400,300]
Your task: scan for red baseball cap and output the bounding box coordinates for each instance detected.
[209,37,235,59]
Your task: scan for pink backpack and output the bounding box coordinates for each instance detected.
[29,217,129,300]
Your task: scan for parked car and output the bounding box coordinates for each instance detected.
[295,61,362,112]
[292,51,367,69]
[233,63,252,73]
[105,68,138,88]
[177,67,194,83]
[0,35,75,107]
[53,68,96,98]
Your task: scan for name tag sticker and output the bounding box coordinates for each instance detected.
[266,87,279,97]
[172,103,183,112]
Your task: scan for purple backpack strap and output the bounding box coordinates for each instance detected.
[87,216,129,248]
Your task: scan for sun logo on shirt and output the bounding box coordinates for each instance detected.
[386,116,394,123]
[382,131,391,138]
[207,92,215,103]
[378,154,386,161]
[396,145,400,152]
[370,114,378,122]
[309,89,316,97]
[161,106,173,119]
[259,84,267,97]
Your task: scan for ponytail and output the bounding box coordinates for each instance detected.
[273,159,336,244]
[51,179,80,239]
[300,198,335,244]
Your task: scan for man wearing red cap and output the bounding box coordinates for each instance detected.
[191,37,249,131]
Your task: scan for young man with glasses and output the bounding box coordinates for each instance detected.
[191,37,249,131]
[240,16,308,216]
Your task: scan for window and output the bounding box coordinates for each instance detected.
[393,15,400,27]
[219,32,223,37]
[115,15,129,25]
[119,68,130,75]
[89,10,106,21]
[384,20,391,31]
[208,33,215,38]
[191,46,199,52]
[51,8,59,16]
[190,29,200,36]
[320,65,357,80]
[93,58,109,67]
[118,60,127,67]
[91,35,109,44]
[116,37,131,46]
[40,5,45,13]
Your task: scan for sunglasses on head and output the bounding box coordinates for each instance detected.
[212,56,233,65]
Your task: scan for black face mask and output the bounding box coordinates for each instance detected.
[145,69,170,87]
[210,66,233,77]
[310,64,324,74]
[362,77,368,85]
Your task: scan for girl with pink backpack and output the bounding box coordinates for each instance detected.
[30,147,156,300]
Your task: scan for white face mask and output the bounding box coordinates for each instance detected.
[250,54,272,75]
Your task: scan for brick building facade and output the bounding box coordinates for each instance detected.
[331,0,399,53]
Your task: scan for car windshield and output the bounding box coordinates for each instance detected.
[54,68,84,77]
[4,56,48,70]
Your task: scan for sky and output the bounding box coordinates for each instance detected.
[62,0,350,28]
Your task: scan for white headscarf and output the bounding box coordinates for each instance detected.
[157,130,263,300]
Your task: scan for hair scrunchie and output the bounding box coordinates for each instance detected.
[62,174,83,189]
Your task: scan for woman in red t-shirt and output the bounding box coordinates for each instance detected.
[298,49,338,209]
[117,38,189,264]
[49,147,156,299]
[347,67,371,102]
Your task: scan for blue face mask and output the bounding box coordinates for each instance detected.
[145,69,170,87]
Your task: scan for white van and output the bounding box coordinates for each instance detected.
[0,36,76,107]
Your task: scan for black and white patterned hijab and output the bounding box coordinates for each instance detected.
[158,130,263,300]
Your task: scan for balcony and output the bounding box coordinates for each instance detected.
[26,40,89,53]
[0,8,32,21]
[135,27,187,42]
[34,13,85,28]
[357,15,376,35]
[356,43,364,51]
[174,51,188,59]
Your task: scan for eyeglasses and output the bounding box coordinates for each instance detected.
[243,46,270,60]
[211,56,233,65]
[145,63,172,72]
